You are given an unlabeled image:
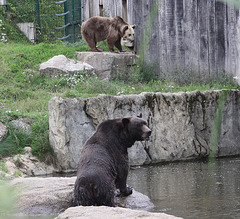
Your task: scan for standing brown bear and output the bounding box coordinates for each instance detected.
[81,16,136,52]
[73,115,151,206]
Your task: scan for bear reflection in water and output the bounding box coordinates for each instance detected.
[73,114,151,207]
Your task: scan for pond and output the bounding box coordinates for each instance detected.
[127,157,240,219]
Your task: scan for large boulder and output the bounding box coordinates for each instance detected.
[55,206,182,219]
[39,55,94,77]
[10,177,154,217]
[76,51,137,80]
[49,90,240,171]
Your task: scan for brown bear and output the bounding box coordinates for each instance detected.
[81,16,136,52]
[73,114,151,207]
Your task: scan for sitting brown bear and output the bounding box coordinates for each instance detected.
[73,114,151,206]
[81,16,136,52]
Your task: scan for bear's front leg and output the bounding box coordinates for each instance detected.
[114,38,123,52]
[115,171,133,197]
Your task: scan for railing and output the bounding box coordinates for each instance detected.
[56,0,82,43]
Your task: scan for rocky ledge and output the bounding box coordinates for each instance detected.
[7,176,182,219]
[56,206,182,219]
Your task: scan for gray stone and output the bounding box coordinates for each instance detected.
[0,122,8,142]
[55,206,182,219]
[10,118,32,133]
[39,55,94,78]
[10,177,154,217]
[2,147,57,178]
[49,90,240,171]
[76,51,137,80]
[11,177,75,216]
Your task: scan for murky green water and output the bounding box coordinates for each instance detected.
[127,157,240,219]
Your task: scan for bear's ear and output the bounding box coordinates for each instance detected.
[122,118,130,127]
[137,113,142,118]
[122,25,129,34]
[131,24,136,29]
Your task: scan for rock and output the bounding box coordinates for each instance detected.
[76,51,137,80]
[115,188,154,210]
[49,97,95,171]
[39,55,94,78]
[10,118,32,133]
[10,177,154,217]
[3,147,57,178]
[0,122,8,142]
[11,177,75,216]
[55,206,182,219]
[49,90,240,171]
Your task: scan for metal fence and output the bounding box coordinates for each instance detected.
[56,0,82,43]
[6,0,82,43]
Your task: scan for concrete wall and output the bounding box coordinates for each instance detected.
[81,0,240,81]
[17,23,36,43]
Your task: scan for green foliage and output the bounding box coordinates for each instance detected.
[0,8,29,43]
[30,115,54,163]
[7,0,65,42]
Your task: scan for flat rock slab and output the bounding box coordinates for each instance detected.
[55,206,182,219]
[10,176,154,217]
[39,55,94,77]
[76,51,137,80]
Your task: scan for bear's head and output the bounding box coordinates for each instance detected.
[122,24,136,44]
[121,114,151,146]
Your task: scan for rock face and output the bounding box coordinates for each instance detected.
[10,177,154,217]
[76,51,137,80]
[2,147,57,179]
[0,122,8,142]
[39,55,94,77]
[49,90,240,171]
[55,206,182,219]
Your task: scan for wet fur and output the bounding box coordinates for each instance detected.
[73,117,151,206]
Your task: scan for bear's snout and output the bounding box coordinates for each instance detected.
[142,125,151,140]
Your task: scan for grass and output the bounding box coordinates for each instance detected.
[0,10,240,162]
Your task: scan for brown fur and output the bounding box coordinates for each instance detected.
[81,16,135,52]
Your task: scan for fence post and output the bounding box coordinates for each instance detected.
[64,0,69,39]
[35,0,42,42]
[71,0,75,42]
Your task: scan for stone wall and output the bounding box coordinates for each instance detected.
[49,90,240,171]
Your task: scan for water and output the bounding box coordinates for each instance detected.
[127,157,240,219]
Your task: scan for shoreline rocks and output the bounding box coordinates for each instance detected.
[10,176,155,217]
[1,147,58,179]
